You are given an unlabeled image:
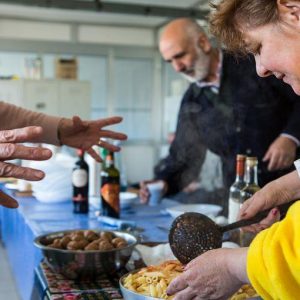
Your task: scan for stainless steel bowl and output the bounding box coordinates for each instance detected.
[119,269,162,300]
[119,269,262,300]
[34,229,137,280]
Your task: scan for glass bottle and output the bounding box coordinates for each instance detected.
[72,149,89,214]
[100,152,120,218]
[241,157,260,201]
[239,156,260,246]
[228,154,246,223]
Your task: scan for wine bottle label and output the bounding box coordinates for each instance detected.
[101,183,120,213]
[228,198,240,223]
[72,169,88,187]
[73,194,87,202]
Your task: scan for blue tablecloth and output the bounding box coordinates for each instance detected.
[0,186,177,300]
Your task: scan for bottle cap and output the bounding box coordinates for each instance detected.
[107,153,113,161]
[246,156,258,167]
[77,149,84,156]
[294,159,300,176]
[237,154,246,160]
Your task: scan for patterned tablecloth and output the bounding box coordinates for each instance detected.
[36,262,125,300]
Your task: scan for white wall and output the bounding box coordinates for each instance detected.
[79,25,155,47]
[0,18,156,47]
[0,20,71,41]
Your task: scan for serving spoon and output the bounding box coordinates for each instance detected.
[169,201,297,264]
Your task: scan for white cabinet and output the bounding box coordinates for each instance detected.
[0,80,23,107]
[58,81,90,119]
[23,80,59,116]
[0,79,91,119]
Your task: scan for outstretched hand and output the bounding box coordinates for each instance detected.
[0,126,53,208]
[0,126,52,180]
[58,116,127,162]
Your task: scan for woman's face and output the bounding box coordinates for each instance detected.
[243,21,300,94]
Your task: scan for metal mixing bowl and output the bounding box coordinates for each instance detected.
[119,269,262,300]
[34,229,137,280]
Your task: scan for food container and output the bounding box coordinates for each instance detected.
[34,229,137,280]
[120,269,159,300]
[119,269,262,300]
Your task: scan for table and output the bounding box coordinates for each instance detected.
[0,185,177,300]
[32,262,124,300]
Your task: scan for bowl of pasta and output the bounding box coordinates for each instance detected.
[119,260,260,300]
[120,260,183,299]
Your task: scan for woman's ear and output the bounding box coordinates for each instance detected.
[278,0,300,25]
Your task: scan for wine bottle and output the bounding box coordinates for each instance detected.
[72,149,89,214]
[228,154,246,223]
[101,152,120,218]
[240,157,260,201]
[239,156,260,246]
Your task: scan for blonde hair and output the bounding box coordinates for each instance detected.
[209,0,279,53]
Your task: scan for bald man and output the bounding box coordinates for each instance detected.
[140,18,300,214]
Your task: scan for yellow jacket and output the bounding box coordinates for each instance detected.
[247,201,300,299]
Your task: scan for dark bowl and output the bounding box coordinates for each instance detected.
[34,229,137,280]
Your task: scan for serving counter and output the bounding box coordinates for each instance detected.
[0,185,176,300]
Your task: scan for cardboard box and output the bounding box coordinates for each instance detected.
[55,58,77,79]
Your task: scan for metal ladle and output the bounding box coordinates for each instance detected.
[169,201,296,264]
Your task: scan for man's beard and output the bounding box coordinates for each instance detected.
[181,46,210,83]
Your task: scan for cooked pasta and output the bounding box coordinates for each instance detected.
[122,260,183,299]
[230,284,259,300]
[123,260,258,300]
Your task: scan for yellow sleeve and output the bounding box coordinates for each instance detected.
[247,201,300,299]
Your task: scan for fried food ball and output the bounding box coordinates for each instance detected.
[70,232,85,242]
[100,231,114,241]
[84,230,99,242]
[98,240,114,251]
[84,241,99,250]
[49,238,63,249]
[60,236,72,248]
[111,237,126,246]
[116,241,128,249]
[67,240,85,250]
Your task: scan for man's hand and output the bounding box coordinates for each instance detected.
[0,126,52,180]
[183,181,201,193]
[167,248,249,300]
[0,190,18,208]
[263,136,297,171]
[58,116,127,162]
[0,126,53,208]
[139,180,167,204]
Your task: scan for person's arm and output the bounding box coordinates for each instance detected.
[239,170,300,221]
[166,247,249,299]
[0,101,127,161]
[247,201,300,299]
[0,102,127,209]
[0,101,61,144]
[263,82,300,171]
[155,87,206,195]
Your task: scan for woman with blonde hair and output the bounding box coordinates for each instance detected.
[166,1,300,299]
